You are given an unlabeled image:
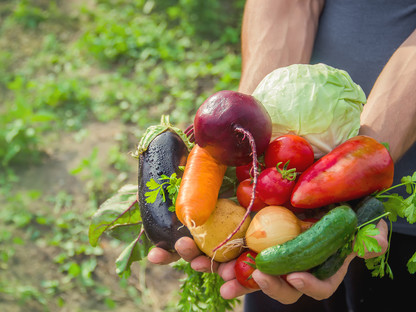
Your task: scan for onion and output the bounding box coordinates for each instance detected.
[245,206,312,253]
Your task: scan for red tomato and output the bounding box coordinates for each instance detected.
[256,165,297,205]
[236,179,267,212]
[234,250,260,289]
[235,162,265,182]
[264,135,314,172]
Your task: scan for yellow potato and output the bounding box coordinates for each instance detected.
[190,198,251,262]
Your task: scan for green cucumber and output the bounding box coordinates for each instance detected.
[256,206,357,276]
[310,196,385,280]
[309,244,350,280]
[355,196,385,227]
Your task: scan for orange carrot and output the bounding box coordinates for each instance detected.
[176,144,227,228]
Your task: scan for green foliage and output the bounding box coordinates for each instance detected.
[356,175,416,278]
[0,190,103,307]
[80,0,243,124]
[0,0,245,310]
[88,184,140,247]
[408,251,416,274]
[0,0,243,170]
[174,260,240,312]
[11,0,49,29]
[145,173,182,211]
[70,147,110,205]
[353,224,382,257]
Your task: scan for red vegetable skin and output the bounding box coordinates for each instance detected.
[194,90,272,167]
[236,179,267,212]
[234,250,260,290]
[193,90,272,252]
[291,135,394,209]
[257,162,297,206]
[236,162,265,182]
[264,135,314,172]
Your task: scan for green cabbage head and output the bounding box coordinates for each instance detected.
[252,63,366,158]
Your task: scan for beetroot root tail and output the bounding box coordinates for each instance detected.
[184,124,195,142]
[212,126,259,253]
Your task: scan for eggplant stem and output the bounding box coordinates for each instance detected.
[212,126,258,253]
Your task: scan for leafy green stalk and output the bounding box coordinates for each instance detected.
[364,218,394,279]
[173,260,239,312]
[375,172,416,223]
[88,184,152,276]
[116,228,152,278]
[352,172,416,278]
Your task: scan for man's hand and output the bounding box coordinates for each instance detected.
[219,219,388,302]
[147,219,388,304]
[147,237,220,272]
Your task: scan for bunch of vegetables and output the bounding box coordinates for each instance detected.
[88,64,416,311]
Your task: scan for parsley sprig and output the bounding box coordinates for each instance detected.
[173,260,240,312]
[376,172,416,223]
[145,173,181,212]
[352,172,416,278]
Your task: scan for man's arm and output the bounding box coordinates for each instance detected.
[148,0,325,270]
[239,0,324,94]
[360,28,416,162]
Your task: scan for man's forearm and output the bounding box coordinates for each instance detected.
[360,29,416,162]
[239,0,324,94]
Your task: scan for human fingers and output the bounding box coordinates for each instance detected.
[285,253,355,300]
[147,247,180,265]
[361,219,389,259]
[175,237,203,262]
[190,255,219,273]
[252,270,302,304]
[217,260,237,281]
[220,279,257,300]
[175,237,222,273]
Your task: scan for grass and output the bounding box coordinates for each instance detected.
[0,0,244,311]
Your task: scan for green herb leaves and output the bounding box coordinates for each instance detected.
[366,254,393,279]
[145,173,181,212]
[353,172,416,278]
[407,252,416,274]
[353,224,382,257]
[173,260,239,312]
[376,172,416,224]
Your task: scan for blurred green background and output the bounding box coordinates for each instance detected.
[0,0,244,311]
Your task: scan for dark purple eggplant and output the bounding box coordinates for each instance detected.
[137,118,193,251]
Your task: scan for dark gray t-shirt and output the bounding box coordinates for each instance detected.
[311,0,416,235]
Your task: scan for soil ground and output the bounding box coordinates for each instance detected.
[0,120,244,311]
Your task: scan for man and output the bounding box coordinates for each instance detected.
[148,1,416,310]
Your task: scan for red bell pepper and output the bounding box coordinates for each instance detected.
[291,135,394,209]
